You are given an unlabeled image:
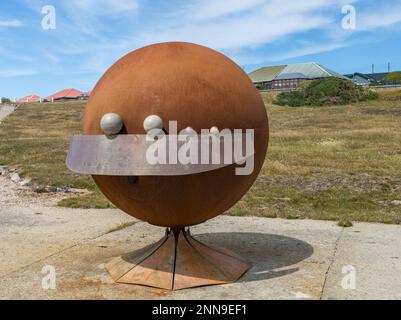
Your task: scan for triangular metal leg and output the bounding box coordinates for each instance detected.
[105,228,250,290]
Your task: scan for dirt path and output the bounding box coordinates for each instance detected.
[0,105,15,123]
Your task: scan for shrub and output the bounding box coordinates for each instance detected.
[274,91,305,107]
[337,219,353,228]
[359,90,379,101]
[274,78,378,107]
[383,71,401,83]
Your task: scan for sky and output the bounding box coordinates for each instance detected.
[1,0,401,99]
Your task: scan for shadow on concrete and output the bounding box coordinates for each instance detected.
[194,232,314,283]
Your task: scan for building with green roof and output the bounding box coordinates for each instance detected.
[248,62,348,91]
[247,65,286,83]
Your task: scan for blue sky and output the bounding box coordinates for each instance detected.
[1,0,401,99]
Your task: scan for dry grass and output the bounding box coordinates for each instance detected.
[0,102,85,185]
[1,94,401,224]
[227,93,401,224]
[105,221,138,234]
[372,88,401,101]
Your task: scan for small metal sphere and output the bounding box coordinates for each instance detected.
[182,126,196,135]
[210,126,219,136]
[143,115,163,133]
[100,113,123,135]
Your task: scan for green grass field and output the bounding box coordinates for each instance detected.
[1,92,401,224]
[0,102,111,208]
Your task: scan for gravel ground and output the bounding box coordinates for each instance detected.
[0,174,68,208]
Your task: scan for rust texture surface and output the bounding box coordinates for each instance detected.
[105,228,251,290]
[82,42,269,228]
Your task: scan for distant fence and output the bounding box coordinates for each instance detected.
[372,83,401,90]
[258,88,301,93]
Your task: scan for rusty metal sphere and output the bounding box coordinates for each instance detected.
[83,42,269,228]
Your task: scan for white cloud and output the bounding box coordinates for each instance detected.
[228,41,349,66]
[0,19,24,27]
[0,47,36,62]
[357,4,401,30]
[135,0,345,51]
[179,0,266,21]
[267,42,348,62]
[12,0,401,84]
[68,0,138,15]
[0,69,36,77]
[132,0,401,65]
[49,0,356,70]
[56,0,139,37]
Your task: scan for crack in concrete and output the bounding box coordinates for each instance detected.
[0,242,83,280]
[0,220,141,280]
[319,227,344,299]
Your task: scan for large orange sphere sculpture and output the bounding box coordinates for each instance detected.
[68,42,269,290]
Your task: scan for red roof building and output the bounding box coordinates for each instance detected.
[16,94,42,103]
[47,88,83,101]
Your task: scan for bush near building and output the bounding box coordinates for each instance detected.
[274,78,378,107]
[383,71,401,83]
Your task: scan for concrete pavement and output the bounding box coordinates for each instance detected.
[0,206,400,299]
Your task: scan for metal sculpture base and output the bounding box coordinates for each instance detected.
[105,228,250,290]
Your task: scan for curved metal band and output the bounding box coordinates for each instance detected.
[66,133,254,176]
